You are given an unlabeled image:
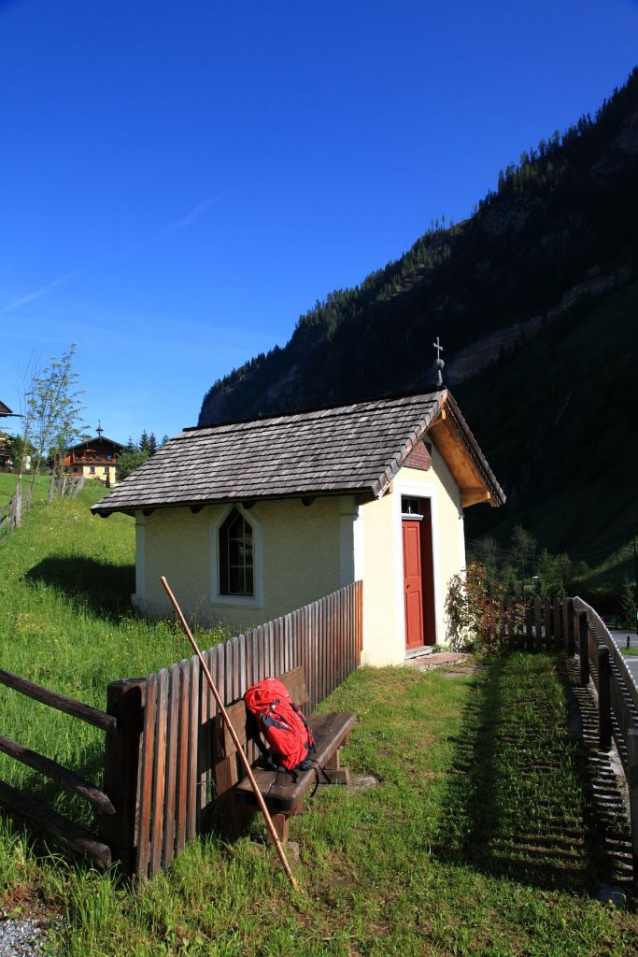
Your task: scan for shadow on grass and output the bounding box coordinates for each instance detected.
[26,556,136,620]
[432,653,631,895]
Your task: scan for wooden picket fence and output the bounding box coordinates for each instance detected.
[10,584,636,878]
[490,593,571,650]
[0,581,363,879]
[132,580,363,879]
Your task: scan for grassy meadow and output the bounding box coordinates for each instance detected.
[0,483,636,955]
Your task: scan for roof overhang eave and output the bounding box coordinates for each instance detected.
[91,485,379,518]
[426,394,506,508]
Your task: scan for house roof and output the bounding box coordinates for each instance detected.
[67,435,125,453]
[0,400,19,417]
[91,389,505,517]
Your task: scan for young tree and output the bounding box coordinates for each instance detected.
[23,345,86,486]
[511,526,537,578]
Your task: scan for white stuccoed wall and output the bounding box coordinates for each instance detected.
[358,445,466,666]
[132,446,466,666]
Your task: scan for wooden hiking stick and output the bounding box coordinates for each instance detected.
[160,576,300,892]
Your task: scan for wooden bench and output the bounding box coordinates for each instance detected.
[212,667,356,844]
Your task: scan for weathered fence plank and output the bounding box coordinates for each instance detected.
[0,780,111,867]
[136,671,158,880]
[0,733,114,815]
[0,668,116,733]
[175,658,190,854]
[162,663,180,869]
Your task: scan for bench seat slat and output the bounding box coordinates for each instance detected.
[234,712,355,813]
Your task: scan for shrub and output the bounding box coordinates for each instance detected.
[445,561,527,655]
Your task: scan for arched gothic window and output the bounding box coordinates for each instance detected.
[219,508,254,596]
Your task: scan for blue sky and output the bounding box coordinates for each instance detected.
[2,0,637,443]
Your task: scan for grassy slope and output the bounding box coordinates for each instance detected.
[0,473,51,508]
[0,483,226,828]
[0,489,636,954]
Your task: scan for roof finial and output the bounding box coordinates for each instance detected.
[96,421,104,439]
[433,336,445,388]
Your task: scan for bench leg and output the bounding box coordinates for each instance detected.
[320,767,351,785]
[215,792,244,839]
[321,746,351,785]
[266,813,289,847]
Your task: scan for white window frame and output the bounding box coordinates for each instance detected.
[210,504,264,608]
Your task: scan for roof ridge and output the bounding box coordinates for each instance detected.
[183,390,444,437]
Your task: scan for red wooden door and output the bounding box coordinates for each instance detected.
[403,520,424,649]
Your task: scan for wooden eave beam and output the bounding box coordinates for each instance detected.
[460,488,492,508]
[429,414,493,508]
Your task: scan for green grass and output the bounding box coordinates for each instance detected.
[0,472,51,509]
[0,488,637,954]
[0,483,227,829]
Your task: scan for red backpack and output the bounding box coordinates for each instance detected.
[244,677,315,775]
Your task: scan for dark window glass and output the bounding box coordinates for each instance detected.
[220,510,254,596]
[401,497,422,516]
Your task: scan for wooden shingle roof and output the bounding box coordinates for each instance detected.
[92,390,504,516]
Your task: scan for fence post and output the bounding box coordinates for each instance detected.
[553,600,562,645]
[566,599,575,657]
[8,491,17,531]
[506,596,514,648]
[102,678,146,874]
[14,483,22,528]
[578,612,590,687]
[534,597,542,651]
[597,646,612,752]
[544,599,552,647]
[626,729,638,875]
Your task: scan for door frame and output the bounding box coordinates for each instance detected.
[393,480,440,652]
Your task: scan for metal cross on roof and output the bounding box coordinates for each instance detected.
[433,337,445,388]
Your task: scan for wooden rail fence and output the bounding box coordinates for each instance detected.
[569,596,638,871]
[498,593,638,871]
[0,581,363,879]
[0,667,121,868]
[0,475,85,535]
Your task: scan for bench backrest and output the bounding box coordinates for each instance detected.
[213,666,309,762]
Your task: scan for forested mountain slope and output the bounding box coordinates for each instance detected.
[199,70,638,558]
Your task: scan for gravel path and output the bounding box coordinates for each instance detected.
[0,914,51,956]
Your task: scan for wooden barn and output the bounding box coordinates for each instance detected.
[92,390,504,666]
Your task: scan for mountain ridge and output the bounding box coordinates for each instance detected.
[197,69,638,562]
